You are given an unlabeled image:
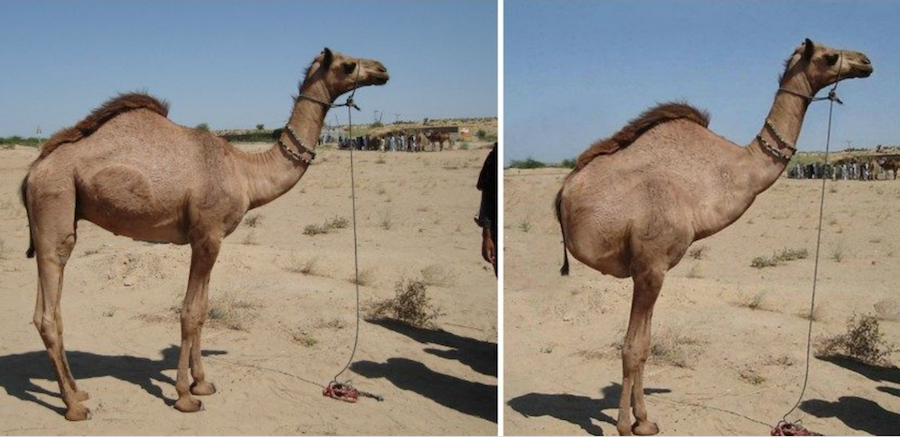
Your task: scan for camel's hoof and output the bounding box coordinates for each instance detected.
[632,421,659,436]
[174,397,203,413]
[617,424,633,436]
[191,381,217,396]
[64,404,91,421]
[75,390,90,402]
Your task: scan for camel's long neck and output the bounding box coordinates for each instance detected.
[742,73,814,195]
[240,80,333,209]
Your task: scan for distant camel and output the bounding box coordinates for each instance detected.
[426,131,454,151]
[555,39,871,435]
[19,48,388,420]
[876,156,900,180]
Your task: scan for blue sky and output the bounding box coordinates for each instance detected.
[506,1,900,163]
[0,1,497,136]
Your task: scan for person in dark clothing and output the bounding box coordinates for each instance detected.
[475,143,498,276]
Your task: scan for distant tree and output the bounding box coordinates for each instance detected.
[371,121,384,128]
[256,124,265,131]
[560,158,576,169]
[476,129,487,140]
[195,123,210,132]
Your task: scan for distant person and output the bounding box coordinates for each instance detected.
[475,143,498,276]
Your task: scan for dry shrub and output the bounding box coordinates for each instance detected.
[421,264,454,287]
[816,313,895,366]
[575,349,605,361]
[0,239,6,261]
[366,278,441,328]
[874,298,900,322]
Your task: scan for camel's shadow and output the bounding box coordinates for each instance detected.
[351,319,498,423]
[0,345,226,416]
[797,355,900,435]
[507,383,672,436]
[366,319,497,377]
[800,396,900,436]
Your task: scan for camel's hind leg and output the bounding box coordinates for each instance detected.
[616,267,664,436]
[174,231,221,412]
[30,193,90,421]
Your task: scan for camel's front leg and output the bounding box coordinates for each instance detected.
[174,233,221,412]
[617,268,664,436]
[189,272,216,396]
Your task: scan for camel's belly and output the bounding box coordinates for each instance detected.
[77,164,189,244]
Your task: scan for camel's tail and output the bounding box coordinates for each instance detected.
[20,176,34,258]
[555,184,570,276]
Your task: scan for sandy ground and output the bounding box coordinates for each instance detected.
[0,144,497,435]
[504,167,900,436]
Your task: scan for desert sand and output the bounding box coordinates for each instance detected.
[504,167,900,436]
[0,144,497,435]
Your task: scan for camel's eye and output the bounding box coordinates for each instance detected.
[343,62,357,75]
[825,53,839,65]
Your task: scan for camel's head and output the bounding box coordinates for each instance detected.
[303,48,389,98]
[781,39,873,91]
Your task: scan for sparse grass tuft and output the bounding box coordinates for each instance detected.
[303,216,349,236]
[612,330,702,368]
[366,278,442,328]
[420,264,454,287]
[688,245,708,260]
[206,294,259,331]
[686,263,703,279]
[796,304,827,322]
[830,244,845,263]
[242,230,258,245]
[348,268,375,286]
[292,331,318,347]
[243,214,262,228]
[738,367,766,385]
[736,291,770,311]
[375,155,386,164]
[816,313,895,366]
[0,239,6,261]
[751,247,808,268]
[379,210,393,230]
[519,216,532,233]
[875,299,900,322]
[284,256,320,276]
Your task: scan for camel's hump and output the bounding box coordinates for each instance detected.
[574,102,710,171]
[40,92,170,158]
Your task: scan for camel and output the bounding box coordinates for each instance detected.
[425,131,454,151]
[19,48,388,421]
[554,39,871,436]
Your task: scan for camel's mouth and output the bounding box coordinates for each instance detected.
[373,72,390,85]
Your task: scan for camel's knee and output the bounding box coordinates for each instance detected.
[37,317,60,345]
[56,234,76,265]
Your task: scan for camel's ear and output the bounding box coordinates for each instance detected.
[802,38,815,61]
[322,48,334,68]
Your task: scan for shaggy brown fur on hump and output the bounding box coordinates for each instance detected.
[40,92,170,158]
[573,102,710,171]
